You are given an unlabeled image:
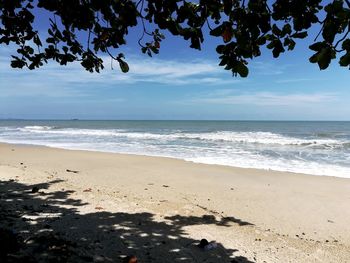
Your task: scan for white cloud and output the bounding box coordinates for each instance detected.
[250,61,290,75]
[274,78,316,84]
[184,90,338,106]
[129,58,217,77]
[0,47,240,97]
[97,57,240,85]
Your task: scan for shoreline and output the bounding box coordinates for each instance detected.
[1,142,350,262]
[0,141,346,180]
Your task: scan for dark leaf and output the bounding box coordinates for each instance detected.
[118,59,129,73]
[339,52,350,67]
[291,32,308,39]
[235,61,249,77]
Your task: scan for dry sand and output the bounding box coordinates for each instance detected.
[0,142,349,262]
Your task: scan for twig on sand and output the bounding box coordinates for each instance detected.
[66,169,79,174]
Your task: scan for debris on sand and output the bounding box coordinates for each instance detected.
[66,169,79,174]
[31,186,39,193]
[197,238,218,251]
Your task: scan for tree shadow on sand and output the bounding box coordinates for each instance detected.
[0,179,255,263]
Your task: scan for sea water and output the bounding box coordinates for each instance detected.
[0,120,349,178]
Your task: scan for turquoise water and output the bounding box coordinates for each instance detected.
[0,120,349,177]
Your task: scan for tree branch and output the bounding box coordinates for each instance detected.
[334,27,350,49]
[314,22,325,42]
[87,29,91,51]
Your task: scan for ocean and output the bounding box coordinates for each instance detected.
[0,120,349,178]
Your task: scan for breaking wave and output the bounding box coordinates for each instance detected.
[16,126,347,148]
[1,122,350,178]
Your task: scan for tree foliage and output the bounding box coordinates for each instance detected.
[1,0,350,77]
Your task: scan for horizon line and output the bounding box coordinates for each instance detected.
[0,119,349,122]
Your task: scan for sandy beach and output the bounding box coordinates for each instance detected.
[1,142,349,262]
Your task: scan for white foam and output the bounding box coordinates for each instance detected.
[22,126,55,130]
[186,156,350,178]
[20,127,121,136]
[15,127,345,147]
[184,131,344,146]
[1,125,349,178]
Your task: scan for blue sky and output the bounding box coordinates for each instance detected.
[0,6,350,120]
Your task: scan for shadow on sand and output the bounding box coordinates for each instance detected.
[0,179,255,262]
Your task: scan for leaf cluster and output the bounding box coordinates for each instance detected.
[1,0,350,76]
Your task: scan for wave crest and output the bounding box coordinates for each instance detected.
[16,127,348,148]
[22,126,56,131]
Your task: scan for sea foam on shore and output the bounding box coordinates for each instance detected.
[0,120,349,177]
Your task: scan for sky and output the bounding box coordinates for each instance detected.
[0,4,350,120]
